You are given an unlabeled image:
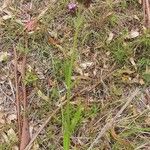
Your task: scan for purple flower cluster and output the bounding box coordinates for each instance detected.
[68,2,77,13]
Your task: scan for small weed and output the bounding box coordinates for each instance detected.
[133,32,150,59]
[84,104,101,119]
[109,14,119,27]
[138,58,150,68]
[24,71,38,86]
[109,38,132,64]
[16,42,29,54]
[142,72,150,83]
[62,10,84,150]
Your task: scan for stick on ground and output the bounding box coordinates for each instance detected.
[143,0,150,28]
[13,46,21,139]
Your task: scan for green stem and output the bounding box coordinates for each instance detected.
[63,10,83,150]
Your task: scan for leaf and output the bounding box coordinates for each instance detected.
[63,124,70,150]
[143,66,150,83]
[70,106,83,133]
[48,37,61,46]
[64,59,73,88]
[126,30,139,39]
[129,57,137,70]
[0,112,5,124]
[24,71,38,85]
[32,140,39,150]
[111,85,122,96]
[80,62,93,69]
[143,73,150,83]
[133,15,140,21]
[114,68,135,77]
[2,132,9,143]
[37,90,49,101]
[138,0,142,4]
[0,52,8,62]
[7,128,18,143]
[7,114,17,124]
[106,32,114,44]
[12,146,19,150]
[2,15,12,20]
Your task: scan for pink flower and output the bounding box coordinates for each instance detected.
[68,2,77,11]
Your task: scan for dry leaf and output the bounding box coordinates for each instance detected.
[84,73,89,77]
[130,105,138,115]
[133,15,140,21]
[75,66,83,75]
[111,85,122,96]
[80,62,93,69]
[126,30,139,39]
[7,128,18,142]
[0,52,8,62]
[32,140,40,150]
[0,112,5,124]
[35,68,45,79]
[48,37,61,46]
[139,78,145,85]
[12,146,19,150]
[2,15,12,20]
[38,90,49,101]
[115,68,135,76]
[106,32,114,44]
[2,132,9,143]
[138,0,142,4]
[130,57,137,70]
[7,114,17,124]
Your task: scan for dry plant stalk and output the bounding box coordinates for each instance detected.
[13,34,30,149]
[19,33,30,149]
[143,0,150,28]
[13,48,30,149]
[13,46,21,139]
[20,54,30,150]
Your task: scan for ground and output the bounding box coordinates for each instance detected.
[0,0,150,150]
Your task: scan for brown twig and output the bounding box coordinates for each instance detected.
[13,45,22,140]
[20,35,30,149]
[20,54,30,150]
[143,0,150,28]
[145,0,150,27]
